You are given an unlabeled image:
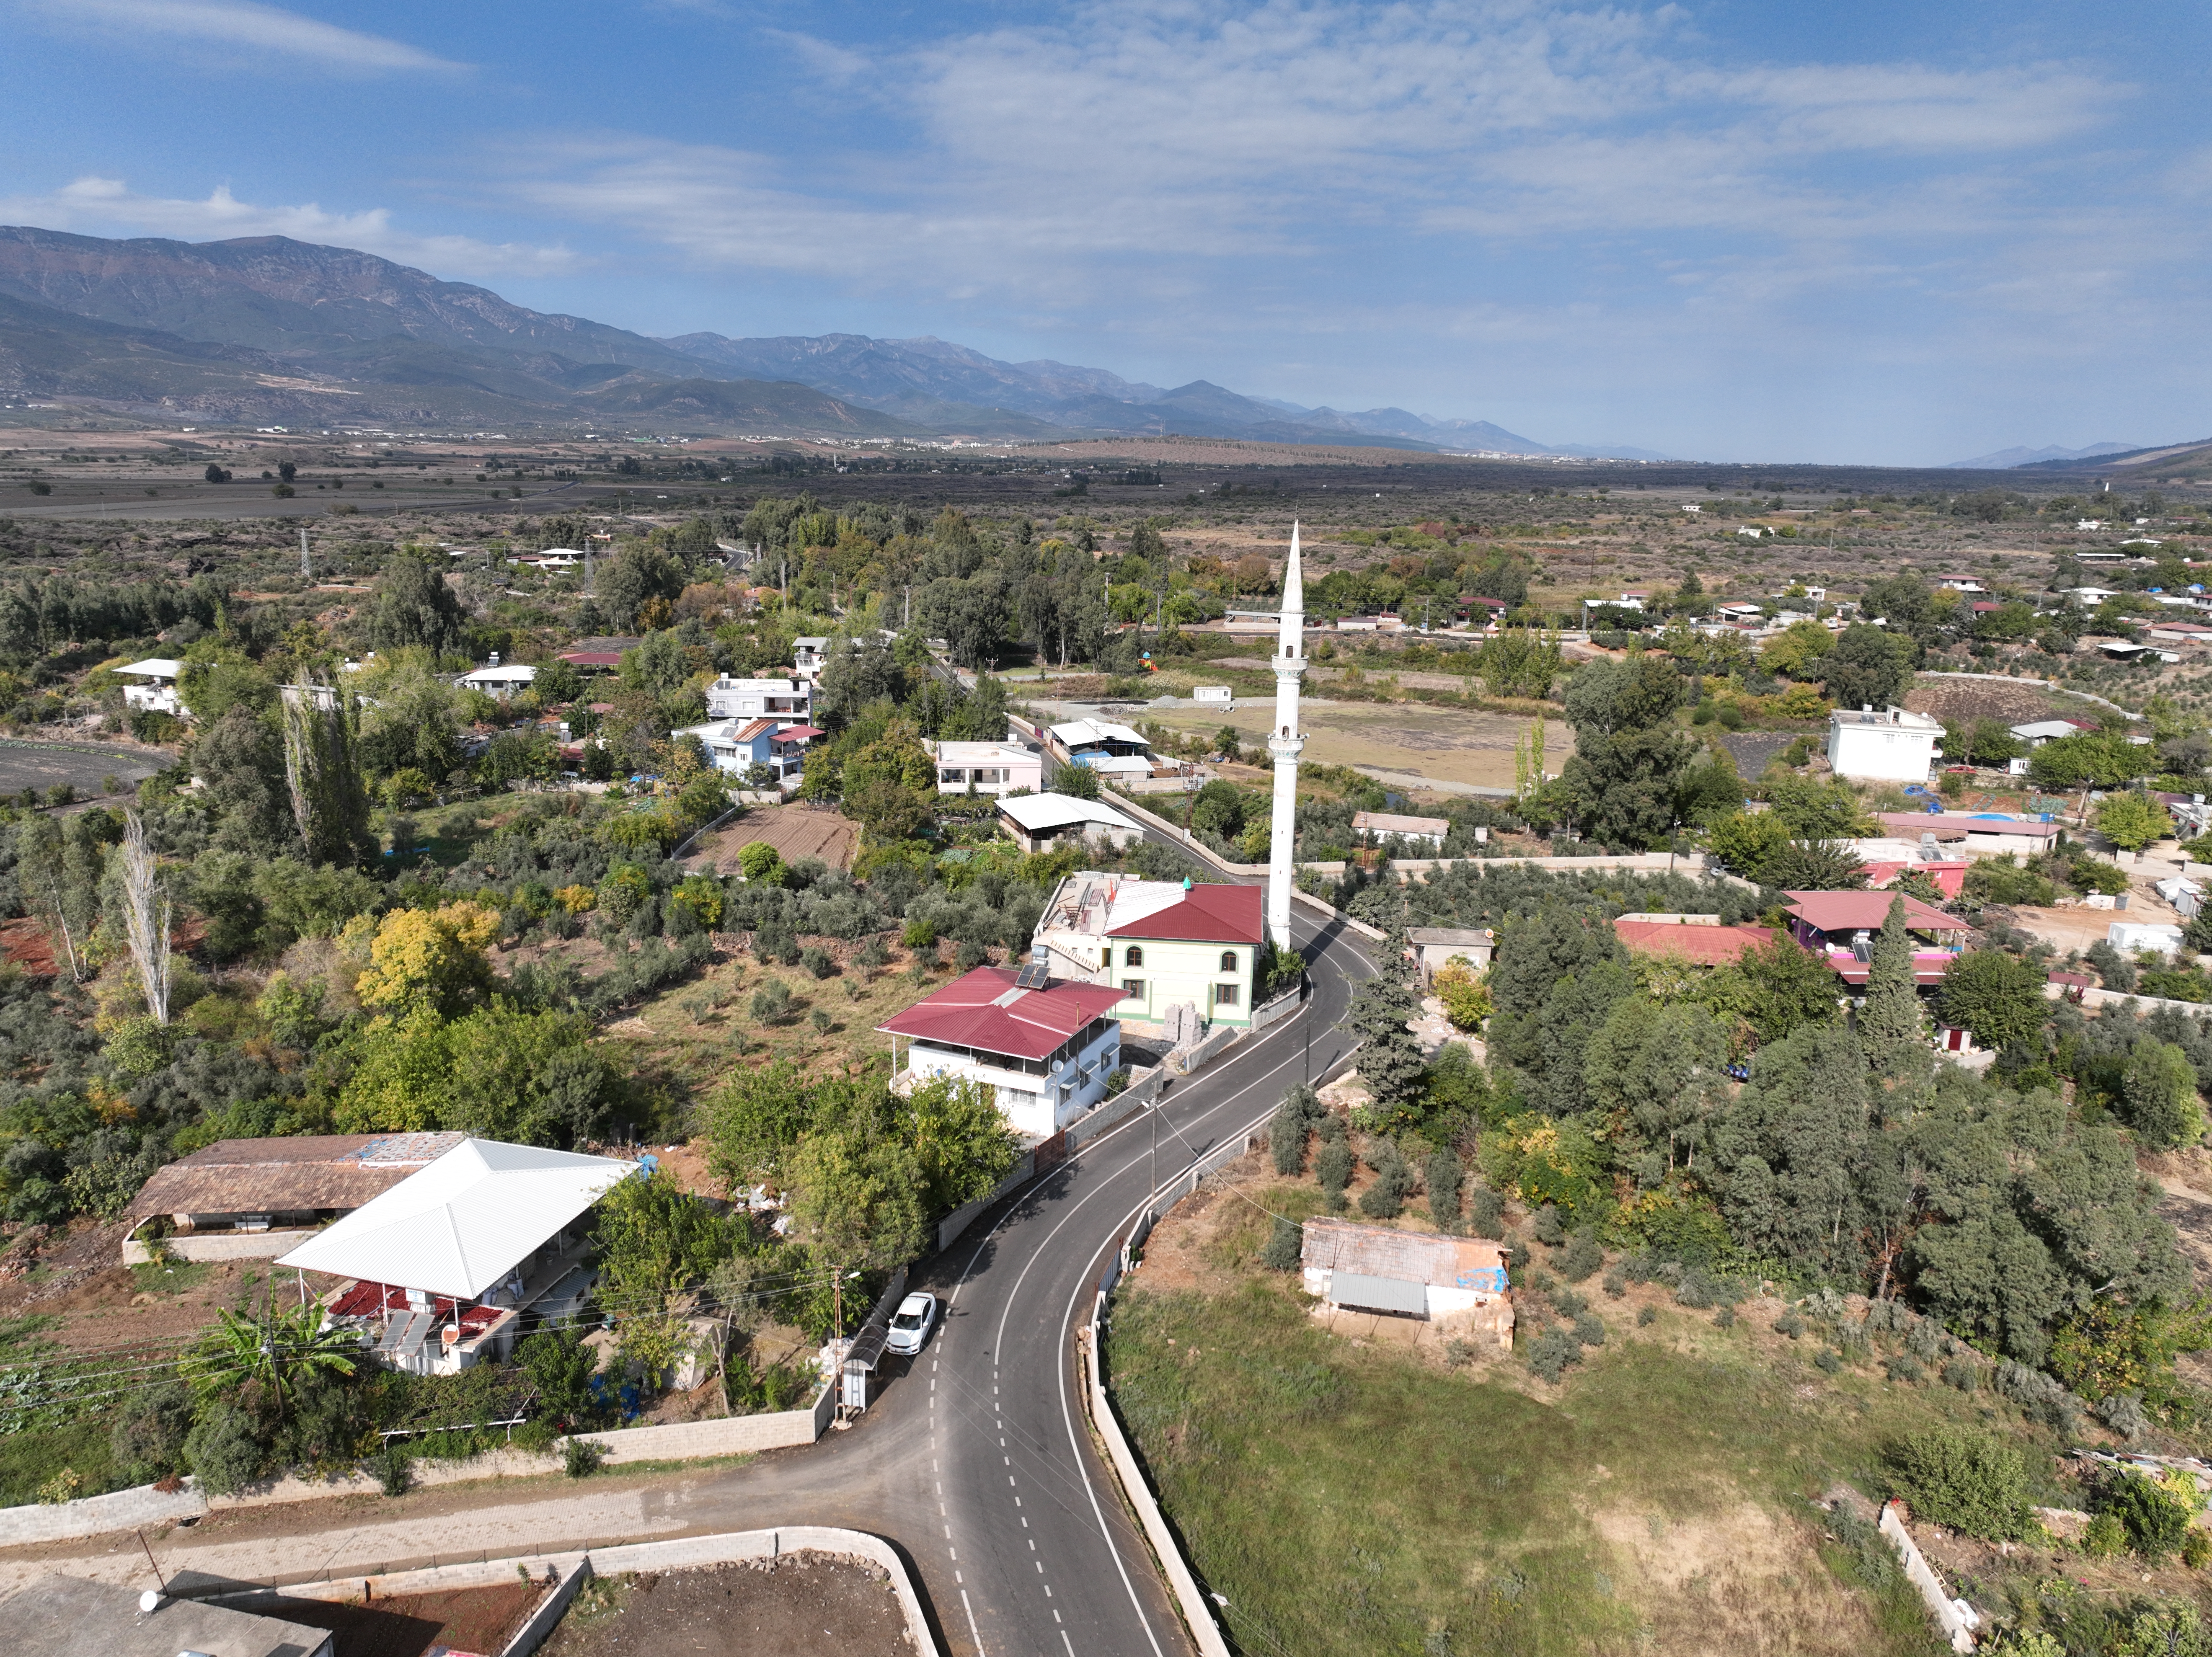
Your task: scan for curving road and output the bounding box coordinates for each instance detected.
[5,823,1374,1656]
[594,892,1375,1656]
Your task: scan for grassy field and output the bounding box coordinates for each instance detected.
[1105,1174,2020,1657]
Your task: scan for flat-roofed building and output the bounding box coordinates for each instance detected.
[0,1574,334,1657]
[927,740,1043,795]
[998,792,1143,853]
[1298,1217,1513,1348]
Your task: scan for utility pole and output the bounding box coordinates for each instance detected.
[903,585,912,629]
[298,526,310,581]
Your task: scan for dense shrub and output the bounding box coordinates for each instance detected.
[1883,1427,2036,1540]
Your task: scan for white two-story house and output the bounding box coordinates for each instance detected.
[705,676,812,722]
[879,965,1126,1141]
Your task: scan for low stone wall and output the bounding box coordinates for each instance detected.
[207,1526,940,1657]
[558,1388,833,1466]
[123,1229,317,1266]
[0,1478,206,1547]
[1879,1500,1979,1652]
[936,1150,1038,1252]
[2045,981,2212,1019]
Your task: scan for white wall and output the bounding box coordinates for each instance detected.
[1828,724,1938,782]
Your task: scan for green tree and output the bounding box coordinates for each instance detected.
[279,682,376,867]
[1935,950,2046,1052]
[1819,623,1914,709]
[1583,997,1727,1173]
[1348,968,1426,1115]
[904,1075,1019,1212]
[2120,1038,2206,1149]
[1732,935,1841,1044]
[2097,791,2174,852]
[366,550,466,657]
[1760,839,1868,891]
[785,1128,928,1334]
[593,1167,735,1383]
[1883,1427,2036,1541]
[1705,809,1788,879]
[1857,895,1927,1081]
[1558,656,1694,847]
[181,1299,359,1417]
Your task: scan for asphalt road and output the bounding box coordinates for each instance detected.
[633,893,1372,1657]
[2,779,1373,1657]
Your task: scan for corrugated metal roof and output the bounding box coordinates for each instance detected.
[275,1138,634,1299]
[1784,889,1961,932]
[1300,1217,1508,1291]
[1614,919,1774,966]
[1328,1272,1427,1315]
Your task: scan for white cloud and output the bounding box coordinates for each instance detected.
[0,177,575,279]
[20,0,465,73]
[501,0,2149,315]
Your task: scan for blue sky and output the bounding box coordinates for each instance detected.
[1,0,2206,465]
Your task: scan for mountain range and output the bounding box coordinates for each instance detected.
[0,225,1663,456]
[1943,441,2142,470]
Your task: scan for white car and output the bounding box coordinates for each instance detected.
[886,1291,938,1356]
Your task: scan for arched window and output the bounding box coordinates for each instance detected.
[1220,951,1237,973]
[1125,945,1144,968]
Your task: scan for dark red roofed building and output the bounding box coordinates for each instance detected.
[1782,889,1972,986]
[1613,917,1775,967]
[879,966,1127,1139]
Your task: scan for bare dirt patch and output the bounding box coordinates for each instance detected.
[537,1556,909,1657]
[261,1580,541,1657]
[694,804,857,874]
[1904,679,2066,725]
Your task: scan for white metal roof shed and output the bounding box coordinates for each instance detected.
[997,792,1140,833]
[275,1138,633,1299]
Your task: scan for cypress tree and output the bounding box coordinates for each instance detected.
[1426,1148,1462,1230]
[1858,893,1925,1080]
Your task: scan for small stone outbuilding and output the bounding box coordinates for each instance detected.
[1298,1216,1514,1349]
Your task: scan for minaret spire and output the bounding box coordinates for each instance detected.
[1264,522,1307,952]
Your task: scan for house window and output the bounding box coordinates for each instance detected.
[1214,983,1240,1009]
[941,767,966,783]
[1220,950,1237,973]
[1121,979,1144,1001]
[1125,946,1144,967]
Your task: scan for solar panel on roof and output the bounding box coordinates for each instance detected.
[1014,962,1051,989]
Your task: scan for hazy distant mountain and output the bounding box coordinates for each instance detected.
[0,225,1670,452]
[1944,441,2140,469]
[658,329,1679,454]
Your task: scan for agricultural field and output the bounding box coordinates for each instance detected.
[1111,1162,2201,1657]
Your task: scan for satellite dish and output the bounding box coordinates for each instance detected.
[138,1590,162,1613]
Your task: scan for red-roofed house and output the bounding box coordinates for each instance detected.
[1613,916,1775,967]
[1035,872,1272,1033]
[879,966,1127,1138]
[1783,890,1972,986]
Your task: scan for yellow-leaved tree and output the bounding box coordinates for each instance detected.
[354,902,499,1018]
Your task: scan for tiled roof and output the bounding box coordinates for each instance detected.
[121,1133,466,1224]
[1614,919,1774,965]
[1785,890,1960,932]
[1105,882,1265,945]
[878,967,1127,1062]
